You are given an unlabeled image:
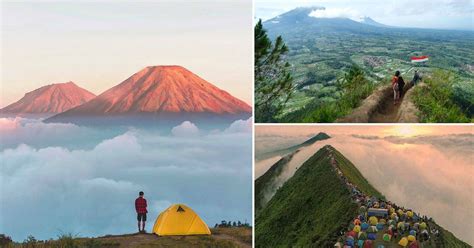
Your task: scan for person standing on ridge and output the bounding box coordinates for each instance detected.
[392,71,400,105]
[411,70,422,86]
[398,72,406,98]
[135,191,148,233]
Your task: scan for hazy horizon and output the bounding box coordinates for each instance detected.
[1,0,253,108]
[256,0,474,31]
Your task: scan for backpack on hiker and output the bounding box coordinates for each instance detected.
[392,76,399,91]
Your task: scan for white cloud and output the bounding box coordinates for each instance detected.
[1,120,252,241]
[224,118,252,133]
[171,121,200,137]
[309,7,363,21]
[0,117,124,150]
[0,117,21,131]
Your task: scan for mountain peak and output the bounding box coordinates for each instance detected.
[358,16,390,27]
[46,66,251,122]
[144,65,186,72]
[147,65,181,69]
[1,81,96,114]
[315,132,330,138]
[301,132,331,146]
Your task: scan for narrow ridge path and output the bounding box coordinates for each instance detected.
[369,86,412,123]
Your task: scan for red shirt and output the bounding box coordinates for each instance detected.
[392,76,398,86]
[135,197,147,214]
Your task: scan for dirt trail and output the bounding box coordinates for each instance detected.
[337,83,419,123]
[368,90,407,123]
[213,233,252,248]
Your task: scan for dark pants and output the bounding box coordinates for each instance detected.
[137,213,147,222]
[398,83,405,97]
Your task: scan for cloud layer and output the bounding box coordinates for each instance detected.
[1,118,252,241]
[309,8,363,21]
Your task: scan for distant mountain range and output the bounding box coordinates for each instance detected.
[359,16,391,28]
[256,132,330,161]
[264,7,388,36]
[255,145,470,247]
[1,66,251,124]
[268,7,390,29]
[0,82,95,114]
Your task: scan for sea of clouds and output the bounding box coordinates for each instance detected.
[255,133,474,245]
[0,117,252,241]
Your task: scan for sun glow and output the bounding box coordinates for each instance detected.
[388,126,428,137]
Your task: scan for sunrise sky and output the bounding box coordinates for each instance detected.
[255,124,473,138]
[1,0,252,108]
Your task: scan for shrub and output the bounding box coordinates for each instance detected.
[282,65,374,122]
[412,70,471,123]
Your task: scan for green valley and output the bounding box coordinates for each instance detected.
[258,7,474,123]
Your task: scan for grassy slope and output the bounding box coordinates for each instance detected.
[330,147,384,199]
[256,145,365,247]
[438,224,472,248]
[412,71,472,122]
[255,151,299,216]
[7,228,251,248]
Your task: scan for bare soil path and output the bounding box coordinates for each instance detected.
[368,90,408,123]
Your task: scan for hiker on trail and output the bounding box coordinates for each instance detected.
[411,70,422,86]
[135,191,148,233]
[398,72,406,97]
[392,71,400,104]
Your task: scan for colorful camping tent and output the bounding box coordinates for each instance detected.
[354,218,362,225]
[152,204,211,236]
[369,216,378,225]
[398,237,409,247]
[361,222,370,230]
[368,208,388,218]
[420,222,427,230]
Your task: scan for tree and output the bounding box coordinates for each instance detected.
[342,64,366,92]
[255,19,294,122]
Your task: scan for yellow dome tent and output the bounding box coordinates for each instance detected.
[398,237,408,247]
[369,216,378,225]
[152,204,211,236]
